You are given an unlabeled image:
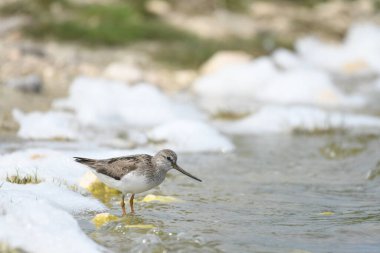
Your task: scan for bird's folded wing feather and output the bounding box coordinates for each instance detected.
[74,155,152,180]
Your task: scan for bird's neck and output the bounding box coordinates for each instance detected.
[152,167,167,184]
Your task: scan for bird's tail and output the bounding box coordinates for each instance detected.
[73,157,96,166]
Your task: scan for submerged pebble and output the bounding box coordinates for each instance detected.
[319,211,335,216]
[140,194,183,203]
[92,213,119,228]
[92,213,156,230]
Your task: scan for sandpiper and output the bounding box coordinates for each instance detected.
[74,149,201,215]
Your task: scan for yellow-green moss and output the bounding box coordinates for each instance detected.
[6,171,41,184]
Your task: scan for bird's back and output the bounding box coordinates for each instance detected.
[74,154,153,180]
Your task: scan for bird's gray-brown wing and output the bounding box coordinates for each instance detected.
[74,155,153,180]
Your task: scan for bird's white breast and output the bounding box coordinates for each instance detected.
[120,171,157,194]
[93,171,164,194]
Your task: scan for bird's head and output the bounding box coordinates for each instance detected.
[154,149,202,182]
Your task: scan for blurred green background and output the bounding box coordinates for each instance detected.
[3,0,375,68]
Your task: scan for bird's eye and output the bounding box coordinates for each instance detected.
[166,156,171,161]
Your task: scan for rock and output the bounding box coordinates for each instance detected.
[319,211,335,216]
[140,194,182,203]
[4,74,43,93]
[316,0,350,20]
[92,213,155,229]
[146,0,171,16]
[200,51,252,74]
[79,171,120,203]
[0,16,29,36]
[79,171,99,190]
[92,213,118,228]
[165,10,257,39]
[20,44,46,58]
[173,69,197,89]
[103,62,144,83]
[249,1,279,18]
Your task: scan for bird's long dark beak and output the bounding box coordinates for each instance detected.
[174,164,202,182]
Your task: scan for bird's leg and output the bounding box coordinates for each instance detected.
[121,195,127,216]
[129,194,135,214]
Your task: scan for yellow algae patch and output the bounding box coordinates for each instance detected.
[92,213,155,230]
[92,213,119,228]
[140,194,182,203]
[125,224,155,229]
[319,211,335,216]
[79,171,98,189]
[79,172,120,204]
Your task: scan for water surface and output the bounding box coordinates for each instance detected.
[73,134,380,253]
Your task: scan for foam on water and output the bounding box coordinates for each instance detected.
[296,23,380,75]
[54,76,201,129]
[0,182,105,213]
[193,57,278,99]
[0,149,88,185]
[256,68,364,107]
[193,54,366,114]
[219,105,380,134]
[13,109,79,140]
[0,191,104,253]
[11,76,234,152]
[148,119,235,152]
[193,23,380,115]
[272,48,304,70]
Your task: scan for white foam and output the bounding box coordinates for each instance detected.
[0,182,105,213]
[219,105,380,134]
[0,149,87,185]
[374,78,380,90]
[0,191,103,253]
[13,109,79,140]
[148,119,234,152]
[54,76,201,129]
[193,57,278,99]
[193,52,364,114]
[193,57,278,114]
[257,68,365,107]
[296,23,380,75]
[272,48,304,70]
[344,23,380,72]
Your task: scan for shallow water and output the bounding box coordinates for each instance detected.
[70,134,380,253]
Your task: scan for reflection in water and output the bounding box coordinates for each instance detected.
[367,161,380,180]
